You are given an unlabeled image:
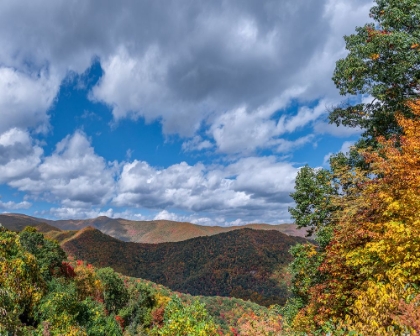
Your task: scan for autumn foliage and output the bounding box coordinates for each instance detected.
[291,101,420,334]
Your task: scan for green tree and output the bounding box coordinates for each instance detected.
[96,267,128,314]
[331,0,420,141]
[35,278,122,336]
[119,282,156,335]
[150,296,219,336]
[19,227,66,281]
[289,165,336,243]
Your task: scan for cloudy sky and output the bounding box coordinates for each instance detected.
[0,0,373,225]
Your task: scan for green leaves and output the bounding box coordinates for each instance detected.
[289,165,336,240]
[96,267,128,314]
[150,296,219,336]
[331,0,420,140]
[19,227,66,282]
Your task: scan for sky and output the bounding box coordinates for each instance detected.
[0,0,373,225]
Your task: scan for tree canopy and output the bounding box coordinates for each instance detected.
[331,0,420,141]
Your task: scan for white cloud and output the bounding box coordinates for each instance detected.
[0,200,32,210]
[114,156,297,221]
[275,135,315,153]
[0,128,298,222]
[0,67,60,134]
[323,140,355,166]
[0,0,372,150]
[182,136,214,152]
[277,102,330,135]
[9,131,116,206]
[0,128,43,184]
[314,121,363,137]
[86,0,372,142]
[339,141,355,155]
[209,98,327,154]
[0,0,374,222]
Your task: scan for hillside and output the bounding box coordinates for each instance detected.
[0,213,308,243]
[1,225,283,335]
[0,213,60,233]
[62,226,308,306]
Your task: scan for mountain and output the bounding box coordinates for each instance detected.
[0,213,308,243]
[62,226,308,306]
[0,213,60,233]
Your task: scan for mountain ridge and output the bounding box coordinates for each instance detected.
[0,213,308,243]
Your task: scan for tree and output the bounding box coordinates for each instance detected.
[289,165,336,243]
[150,296,219,336]
[19,227,66,281]
[119,281,156,334]
[293,101,420,334]
[331,0,420,141]
[96,267,129,315]
[286,1,420,326]
[0,227,45,333]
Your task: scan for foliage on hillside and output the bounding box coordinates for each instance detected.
[62,227,307,307]
[0,225,284,335]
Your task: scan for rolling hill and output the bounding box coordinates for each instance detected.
[0,213,308,243]
[62,226,308,306]
[0,213,60,233]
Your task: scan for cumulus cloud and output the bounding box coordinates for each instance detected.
[209,98,328,154]
[154,209,291,226]
[89,0,330,134]
[0,128,297,222]
[0,0,372,145]
[0,67,59,134]
[0,200,32,210]
[114,156,297,221]
[0,128,43,184]
[9,131,116,206]
[314,121,363,137]
[48,207,115,220]
[153,210,275,226]
[0,0,374,222]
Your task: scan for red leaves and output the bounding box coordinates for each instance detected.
[151,307,165,328]
[61,261,76,278]
[115,315,125,328]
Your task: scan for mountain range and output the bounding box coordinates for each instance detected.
[0,213,308,243]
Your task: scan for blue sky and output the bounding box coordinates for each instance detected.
[0,0,372,225]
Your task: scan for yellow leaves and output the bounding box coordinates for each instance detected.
[411,43,419,49]
[345,282,419,335]
[293,101,420,333]
[370,53,380,60]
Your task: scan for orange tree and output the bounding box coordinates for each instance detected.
[292,101,420,335]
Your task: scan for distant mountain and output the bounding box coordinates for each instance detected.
[0,213,308,243]
[62,226,308,306]
[0,213,60,233]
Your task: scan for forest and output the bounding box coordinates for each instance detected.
[60,226,307,307]
[2,0,420,334]
[0,226,284,335]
